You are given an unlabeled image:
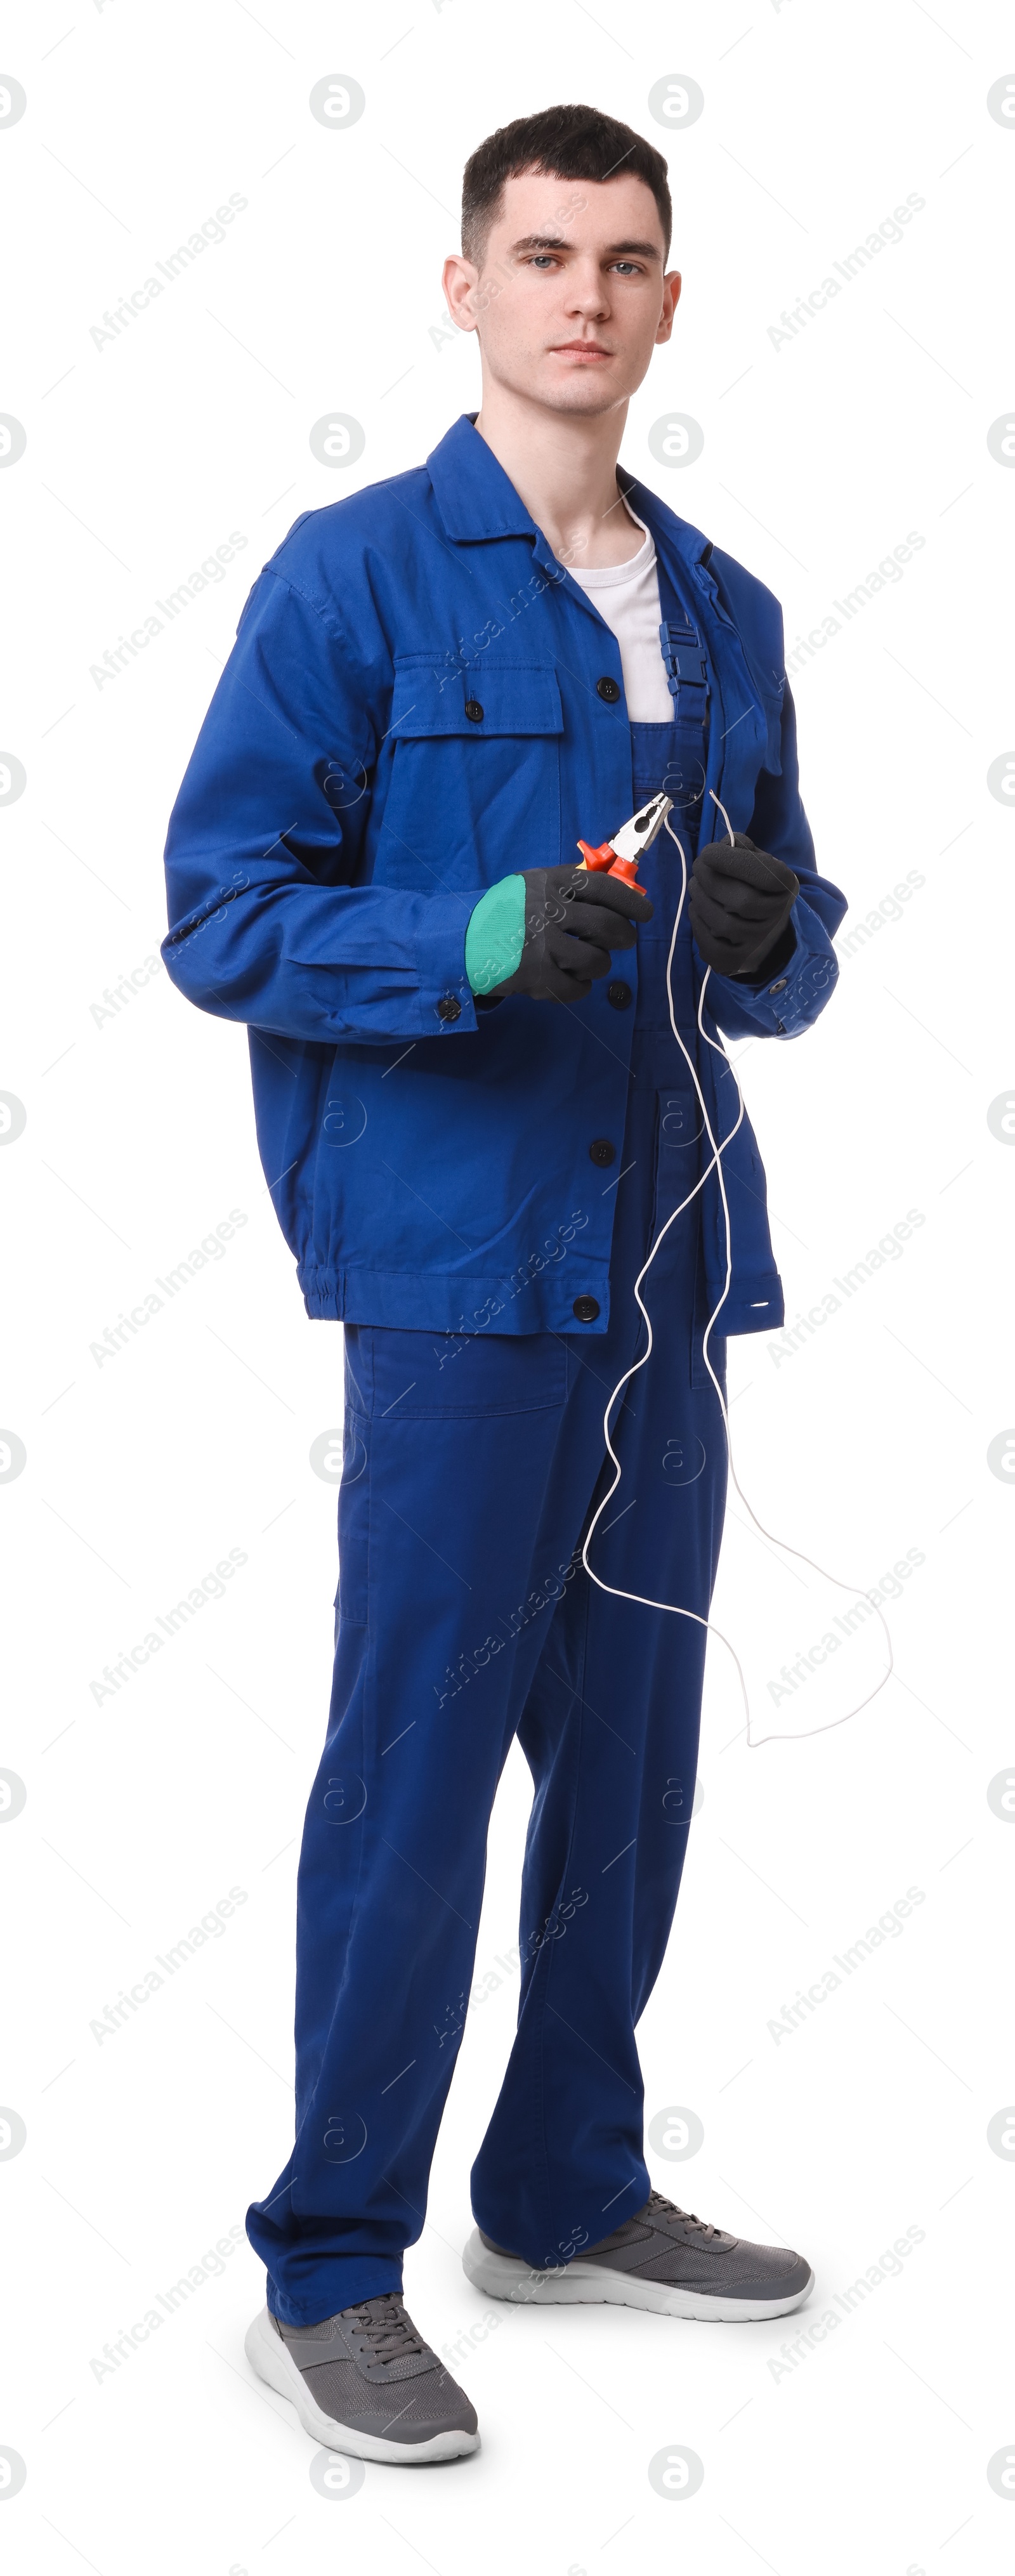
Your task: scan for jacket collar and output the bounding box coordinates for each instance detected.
[426,414,713,572]
[426,413,540,540]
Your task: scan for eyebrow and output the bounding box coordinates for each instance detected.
[509,233,662,261]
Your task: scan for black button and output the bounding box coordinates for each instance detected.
[464,699,484,722]
[607,980,632,1010]
[572,1295,600,1323]
[596,676,621,703]
[589,1138,615,1167]
[436,995,461,1022]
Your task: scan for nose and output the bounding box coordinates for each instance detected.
[563,259,611,322]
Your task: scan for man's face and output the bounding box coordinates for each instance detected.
[445,169,681,417]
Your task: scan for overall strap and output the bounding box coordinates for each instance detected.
[654,550,711,844]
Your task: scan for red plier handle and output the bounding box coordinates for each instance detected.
[575,839,642,886]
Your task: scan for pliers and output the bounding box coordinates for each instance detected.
[576,787,673,887]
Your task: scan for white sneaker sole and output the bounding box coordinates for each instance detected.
[462,2228,814,2322]
[244,2306,480,2465]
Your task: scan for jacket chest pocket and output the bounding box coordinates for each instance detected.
[374,658,563,889]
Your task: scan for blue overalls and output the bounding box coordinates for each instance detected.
[247,565,733,2324]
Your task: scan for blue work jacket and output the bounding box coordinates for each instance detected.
[161,414,846,1338]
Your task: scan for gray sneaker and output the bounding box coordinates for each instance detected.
[245,2292,480,2464]
[463,2188,813,2322]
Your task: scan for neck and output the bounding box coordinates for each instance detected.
[473,380,641,569]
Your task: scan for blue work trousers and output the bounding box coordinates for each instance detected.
[247,731,730,2324]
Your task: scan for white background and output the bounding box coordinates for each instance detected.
[1,1,1013,2569]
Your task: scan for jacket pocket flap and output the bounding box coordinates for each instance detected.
[390,658,563,739]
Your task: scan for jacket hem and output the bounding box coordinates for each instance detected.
[299,1263,614,1335]
[299,1262,782,1337]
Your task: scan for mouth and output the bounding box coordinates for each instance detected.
[548,341,614,360]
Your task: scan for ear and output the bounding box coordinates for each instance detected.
[655,270,683,346]
[442,254,483,334]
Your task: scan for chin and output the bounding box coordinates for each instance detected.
[537,376,629,417]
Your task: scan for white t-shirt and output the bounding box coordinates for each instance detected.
[566,509,674,722]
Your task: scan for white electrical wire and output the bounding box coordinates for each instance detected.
[580,793,893,1749]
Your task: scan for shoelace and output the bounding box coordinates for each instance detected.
[345,2294,429,2368]
[646,2188,720,2240]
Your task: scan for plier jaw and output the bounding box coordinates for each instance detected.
[576,788,674,885]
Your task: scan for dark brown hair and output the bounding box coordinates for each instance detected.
[461,104,672,269]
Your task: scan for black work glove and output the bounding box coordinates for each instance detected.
[689,834,799,979]
[491,865,653,1004]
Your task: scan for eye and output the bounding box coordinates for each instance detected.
[529,254,558,270]
[610,261,643,277]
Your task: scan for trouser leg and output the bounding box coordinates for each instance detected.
[246,1320,608,2325]
[469,1248,727,2267]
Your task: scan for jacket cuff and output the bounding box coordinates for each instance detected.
[416,902,480,1034]
[701,901,835,1036]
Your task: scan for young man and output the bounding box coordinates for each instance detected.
[162,105,845,2465]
